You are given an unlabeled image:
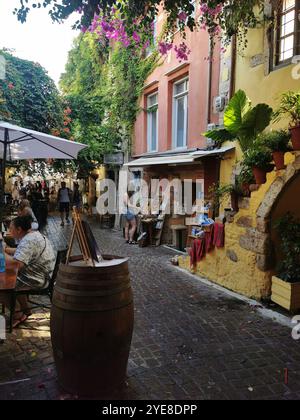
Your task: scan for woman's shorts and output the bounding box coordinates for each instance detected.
[125,211,136,222]
[15,276,45,291]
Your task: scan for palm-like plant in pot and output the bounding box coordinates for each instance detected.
[204,90,273,152]
[258,130,291,170]
[273,91,300,150]
[243,147,272,185]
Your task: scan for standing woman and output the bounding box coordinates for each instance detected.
[11,181,20,206]
[72,182,82,211]
[123,189,138,245]
[49,186,57,213]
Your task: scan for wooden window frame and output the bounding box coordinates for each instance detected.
[172,77,189,150]
[272,0,300,69]
[147,92,159,153]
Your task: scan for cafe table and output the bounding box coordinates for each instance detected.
[0,260,18,333]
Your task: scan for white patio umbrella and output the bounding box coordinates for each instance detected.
[0,121,87,196]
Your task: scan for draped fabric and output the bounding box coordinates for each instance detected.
[189,223,225,268]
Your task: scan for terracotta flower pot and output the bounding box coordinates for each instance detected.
[252,167,267,185]
[290,126,300,150]
[241,183,250,197]
[272,151,285,171]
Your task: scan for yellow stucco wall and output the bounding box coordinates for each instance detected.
[179,153,297,300]
[178,23,300,300]
[235,26,300,124]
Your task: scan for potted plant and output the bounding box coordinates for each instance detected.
[259,130,291,170]
[243,147,272,185]
[208,183,236,216]
[236,165,255,196]
[204,90,273,152]
[274,91,300,151]
[271,214,300,312]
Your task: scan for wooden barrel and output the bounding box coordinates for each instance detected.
[50,255,134,398]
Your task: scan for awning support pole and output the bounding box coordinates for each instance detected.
[1,128,8,195]
[0,128,8,227]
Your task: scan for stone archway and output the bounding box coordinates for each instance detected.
[239,153,300,273]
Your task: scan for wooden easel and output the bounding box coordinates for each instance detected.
[66,209,95,266]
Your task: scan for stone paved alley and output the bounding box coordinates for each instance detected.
[0,217,300,400]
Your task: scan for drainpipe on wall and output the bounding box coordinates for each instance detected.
[229,35,237,99]
[206,36,213,126]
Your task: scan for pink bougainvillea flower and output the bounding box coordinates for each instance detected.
[158,41,173,55]
[174,42,191,62]
[214,4,223,15]
[178,12,188,22]
[200,3,209,14]
[8,82,14,89]
[64,107,72,115]
[122,37,131,47]
[142,40,150,50]
[132,31,141,44]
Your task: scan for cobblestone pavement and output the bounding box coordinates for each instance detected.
[1,216,300,400]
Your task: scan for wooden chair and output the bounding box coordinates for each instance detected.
[4,248,68,332]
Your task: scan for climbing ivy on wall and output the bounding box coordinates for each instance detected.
[98,44,159,153]
[60,32,159,163]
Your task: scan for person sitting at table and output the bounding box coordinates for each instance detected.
[1,215,56,328]
[18,200,39,231]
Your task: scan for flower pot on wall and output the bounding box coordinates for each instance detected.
[290,126,300,150]
[271,276,300,313]
[272,151,285,171]
[252,167,267,185]
[241,183,250,197]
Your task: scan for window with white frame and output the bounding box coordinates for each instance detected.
[146,18,158,57]
[172,78,189,149]
[190,0,197,19]
[274,0,300,65]
[147,92,158,152]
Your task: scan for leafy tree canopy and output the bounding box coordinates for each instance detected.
[0,49,64,133]
[60,33,105,97]
[60,33,111,169]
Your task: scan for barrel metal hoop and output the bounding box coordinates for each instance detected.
[54,283,131,297]
[56,275,130,286]
[52,299,134,312]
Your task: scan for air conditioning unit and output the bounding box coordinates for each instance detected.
[205,123,219,149]
[214,95,226,113]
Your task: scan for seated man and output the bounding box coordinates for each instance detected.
[3,215,56,327]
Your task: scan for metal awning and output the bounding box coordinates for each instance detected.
[125,145,235,168]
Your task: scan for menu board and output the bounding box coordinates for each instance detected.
[82,220,103,262]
